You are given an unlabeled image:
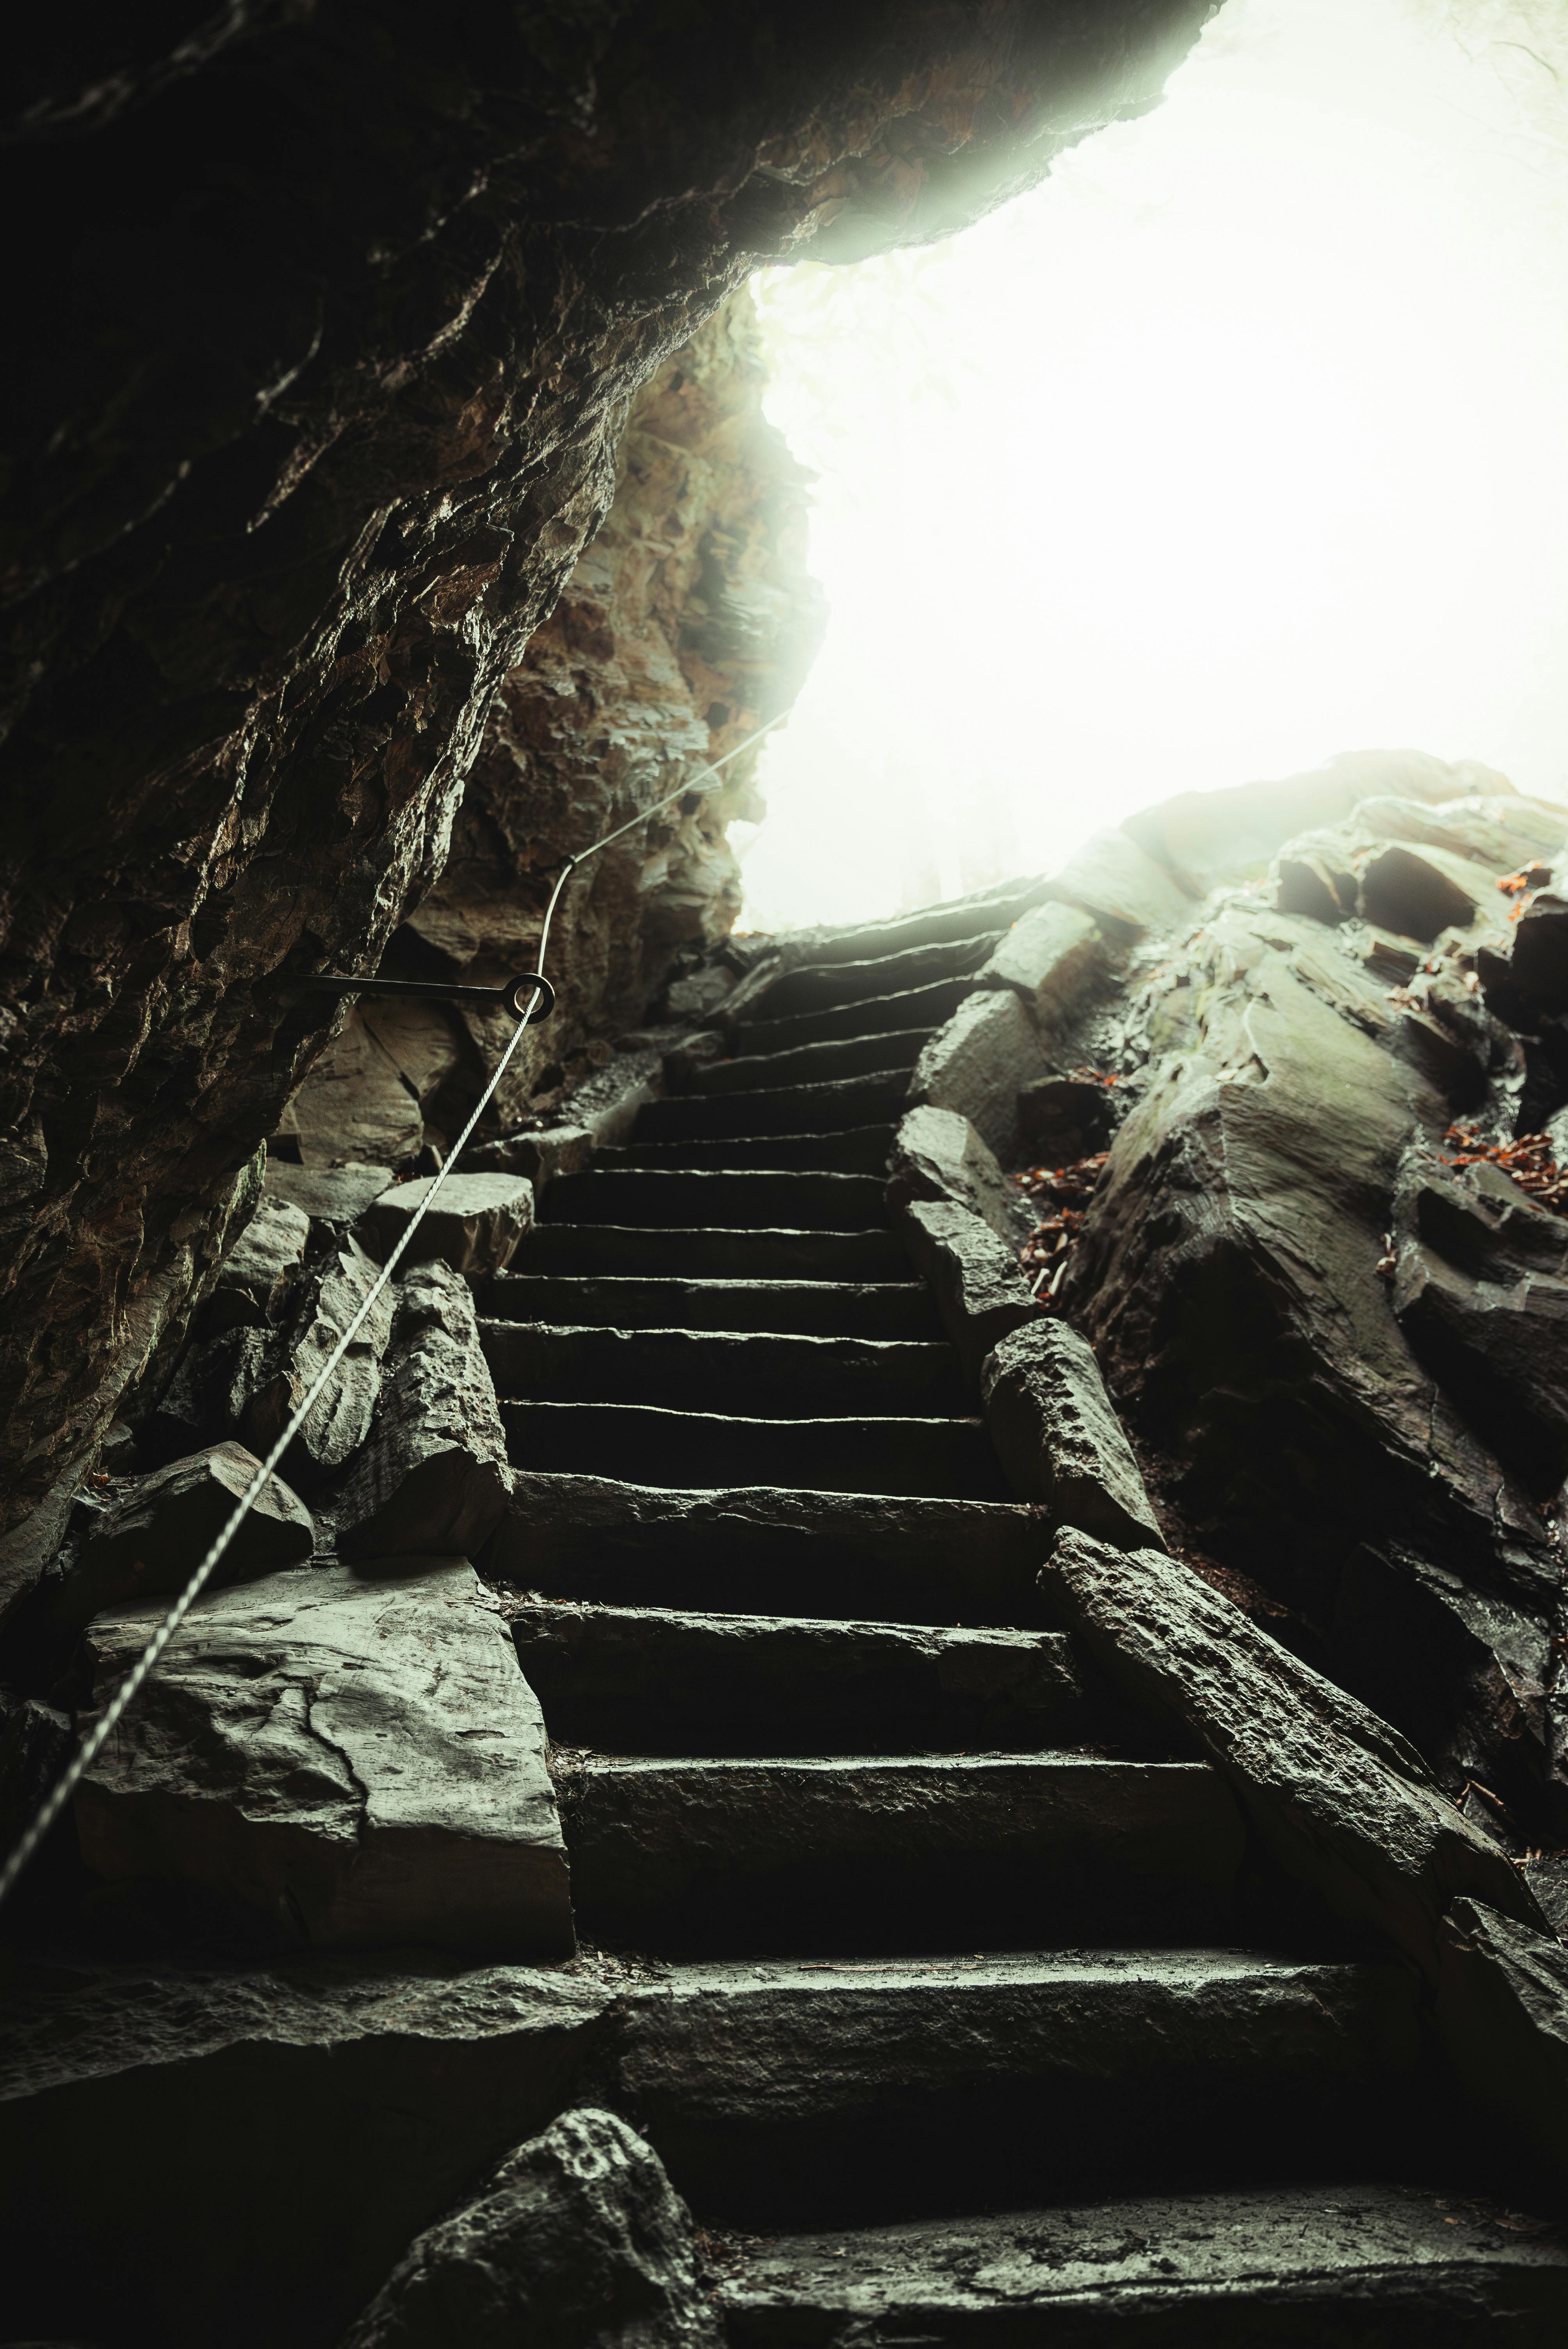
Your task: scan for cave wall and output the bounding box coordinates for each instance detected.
[278,281,825,1172]
[0,0,1218,1547]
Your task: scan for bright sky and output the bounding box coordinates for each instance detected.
[737,0,1568,932]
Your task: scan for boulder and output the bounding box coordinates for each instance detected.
[264,1160,397,1226]
[886,1105,1032,1246]
[203,1199,311,1334]
[900,1199,1039,1387]
[908,993,1048,1158]
[975,901,1107,1027]
[470,1123,595,1189]
[340,2106,720,2349]
[982,1322,1165,1551]
[1509,888,1568,1012]
[75,1555,572,1960]
[337,1262,512,1561]
[1042,1529,1547,1983]
[1045,830,1196,936]
[242,1237,396,1479]
[0,1951,610,2349]
[52,1442,314,1632]
[361,1173,533,1279]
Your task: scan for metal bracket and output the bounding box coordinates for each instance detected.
[266,969,556,1024]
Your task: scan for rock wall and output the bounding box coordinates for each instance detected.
[279,283,825,1172]
[0,0,1217,1546]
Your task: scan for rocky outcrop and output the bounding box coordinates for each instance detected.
[0,2,1217,1539]
[340,2106,720,2349]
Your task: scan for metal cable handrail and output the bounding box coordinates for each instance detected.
[0,712,784,1908]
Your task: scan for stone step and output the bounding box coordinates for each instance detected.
[733,978,973,1056]
[485,1273,941,1340]
[613,1948,1425,2226]
[512,1224,910,1282]
[498,1401,1010,1500]
[755,934,1003,1021]
[483,1323,969,1418]
[780,877,1049,968]
[561,1752,1237,1956]
[540,1167,887,1230]
[682,1028,925,1096]
[717,2183,1568,2345]
[490,1476,1053,1626]
[511,1603,1123,1756]
[604,1124,895,1174]
[636,1070,912,1140]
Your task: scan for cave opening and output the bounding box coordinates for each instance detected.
[743,0,1568,930]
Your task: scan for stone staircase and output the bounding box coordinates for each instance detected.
[474,890,1561,2338]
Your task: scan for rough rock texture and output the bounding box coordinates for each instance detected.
[1043,1529,1546,1983]
[0,1953,611,2349]
[265,1160,396,1227]
[982,1321,1166,1550]
[719,2185,1568,2342]
[361,1171,534,1278]
[886,1103,1032,1245]
[1437,1898,1568,2174]
[340,2105,720,2349]
[337,1261,512,1560]
[243,1234,396,1481]
[0,2,1216,1537]
[1065,884,1567,1812]
[75,1556,572,1957]
[975,897,1109,1022]
[50,1440,315,1634]
[1045,829,1198,936]
[203,1198,311,1334]
[898,1196,1039,1385]
[908,990,1049,1157]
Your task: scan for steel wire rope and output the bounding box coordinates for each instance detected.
[0,713,785,1907]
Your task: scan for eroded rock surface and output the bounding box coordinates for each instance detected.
[340,2105,720,2349]
[75,1556,571,1958]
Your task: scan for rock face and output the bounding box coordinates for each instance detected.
[0,2,1216,1536]
[75,1556,572,1958]
[340,2105,721,2349]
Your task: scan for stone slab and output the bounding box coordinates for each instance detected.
[908,992,1048,1157]
[264,1159,396,1225]
[1045,830,1196,936]
[898,1196,1039,1386]
[75,1555,572,1959]
[982,1321,1165,1549]
[975,898,1108,1026]
[203,1197,311,1334]
[53,1440,314,1631]
[1042,1529,1547,1984]
[886,1103,1032,1245]
[720,2183,1568,2346]
[361,1171,534,1278]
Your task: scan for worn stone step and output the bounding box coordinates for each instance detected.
[781,877,1050,968]
[755,935,1003,1021]
[490,1476,1053,1625]
[561,1752,1237,1956]
[483,1323,968,1418]
[717,2183,1568,2346]
[511,1603,1122,1756]
[637,1070,913,1140]
[614,1948,1425,2226]
[541,1167,886,1230]
[733,978,974,1056]
[605,1124,895,1174]
[499,1401,1010,1500]
[683,1028,925,1095]
[512,1223,910,1282]
[485,1273,940,1340]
